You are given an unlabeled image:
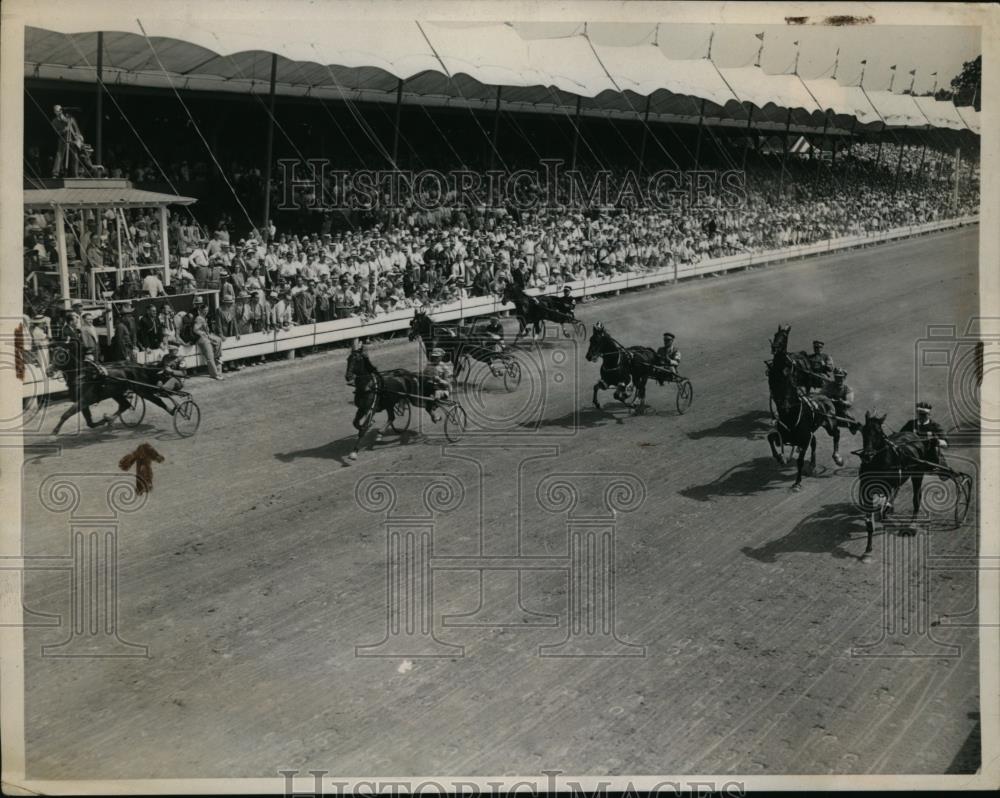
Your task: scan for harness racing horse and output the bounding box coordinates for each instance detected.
[855,411,971,561]
[585,323,657,414]
[765,324,844,490]
[344,346,433,460]
[501,283,574,340]
[47,340,176,434]
[408,310,504,380]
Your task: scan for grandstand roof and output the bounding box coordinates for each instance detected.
[24,183,197,209]
[24,22,980,135]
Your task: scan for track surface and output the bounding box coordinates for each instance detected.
[21,226,981,778]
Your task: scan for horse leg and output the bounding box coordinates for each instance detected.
[592,381,604,410]
[792,444,807,490]
[633,377,648,415]
[832,425,844,466]
[376,405,392,440]
[80,403,110,429]
[514,315,527,341]
[863,511,875,561]
[104,391,135,424]
[767,430,785,465]
[808,433,818,472]
[52,401,82,434]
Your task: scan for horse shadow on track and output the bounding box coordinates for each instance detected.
[741,502,872,562]
[686,409,773,441]
[679,456,799,501]
[518,404,633,434]
[275,430,421,467]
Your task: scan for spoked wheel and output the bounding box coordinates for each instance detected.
[953,473,973,527]
[119,391,146,427]
[572,319,587,341]
[443,403,468,442]
[390,397,411,432]
[502,358,522,392]
[675,379,694,414]
[172,398,201,437]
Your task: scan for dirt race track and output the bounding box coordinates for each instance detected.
[20,225,981,778]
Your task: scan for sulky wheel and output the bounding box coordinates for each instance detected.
[119,391,146,427]
[390,397,411,432]
[676,379,694,414]
[953,473,973,528]
[503,358,522,392]
[172,398,201,437]
[444,403,468,442]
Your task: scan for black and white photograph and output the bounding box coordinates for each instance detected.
[0,0,997,793]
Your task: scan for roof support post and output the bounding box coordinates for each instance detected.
[54,205,70,309]
[262,52,278,241]
[779,107,792,195]
[571,95,582,172]
[916,135,928,180]
[392,78,405,167]
[160,205,171,288]
[815,113,830,173]
[490,85,502,171]
[892,140,906,195]
[742,104,754,170]
[694,98,707,170]
[95,32,104,166]
[845,116,858,158]
[952,145,961,210]
[874,122,885,171]
[637,94,652,177]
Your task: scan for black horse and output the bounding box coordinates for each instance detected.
[501,283,575,340]
[344,345,434,460]
[408,309,505,380]
[855,411,970,560]
[47,339,176,434]
[765,324,846,490]
[585,322,657,414]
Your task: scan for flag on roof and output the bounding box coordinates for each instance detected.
[755,32,764,40]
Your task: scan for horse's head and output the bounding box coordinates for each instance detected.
[344,341,370,386]
[769,324,791,356]
[858,410,889,462]
[409,310,429,341]
[46,339,76,378]
[586,322,610,362]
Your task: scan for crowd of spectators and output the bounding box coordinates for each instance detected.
[23,143,980,378]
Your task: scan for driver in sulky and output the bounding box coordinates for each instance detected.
[423,347,453,423]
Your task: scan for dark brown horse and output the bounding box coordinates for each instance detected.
[765,324,845,490]
[47,339,174,434]
[501,283,575,340]
[585,322,657,414]
[344,346,433,460]
[854,411,971,561]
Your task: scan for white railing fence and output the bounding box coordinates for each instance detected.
[21,215,978,398]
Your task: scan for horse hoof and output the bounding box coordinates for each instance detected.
[792,483,802,492]
[348,452,358,461]
[374,432,384,441]
[833,454,844,467]
[861,553,873,564]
